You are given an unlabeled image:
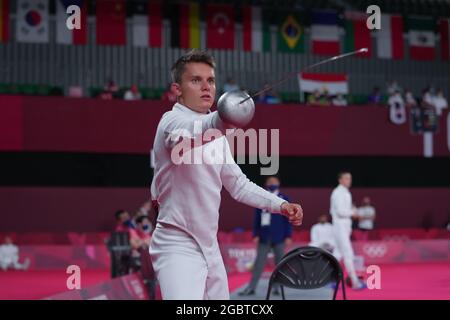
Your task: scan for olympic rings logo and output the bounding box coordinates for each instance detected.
[363,243,388,258]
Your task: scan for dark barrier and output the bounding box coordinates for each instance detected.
[1,95,449,156]
[0,186,449,232]
[221,239,450,273]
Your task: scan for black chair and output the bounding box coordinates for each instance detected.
[106,232,157,299]
[266,246,346,300]
[106,231,133,278]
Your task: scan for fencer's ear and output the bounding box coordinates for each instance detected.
[171,83,182,97]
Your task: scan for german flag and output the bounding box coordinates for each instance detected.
[0,0,9,43]
[171,2,200,48]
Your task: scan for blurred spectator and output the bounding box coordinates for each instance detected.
[331,94,348,106]
[368,86,382,105]
[320,89,331,106]
[433,89,448,116]
[130,215,156,297]
[307,89,329,106]
[309,214,337,254]
[357,197,376,231]
[161,83,177,103]
[129,215,152,257]
[387,80,402,96]
[404,90,417,108]
[223,77,240,93]
[115,209,134,232]
[257,83,281,104]
[307,90,321,105]
[124,85,142,101]
[137,200,152,217]
[100,79,119,100]
[135,200,154,233]
[421,86,435,109]
[0,237,30,271]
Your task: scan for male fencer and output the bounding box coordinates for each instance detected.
[330,172,365,290]
[149,50,303,300]
[309,214,341,260]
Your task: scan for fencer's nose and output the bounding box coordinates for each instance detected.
[201,80,211,92]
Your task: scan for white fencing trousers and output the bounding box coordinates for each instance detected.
[333,219,358,282]
[149,223,230,300]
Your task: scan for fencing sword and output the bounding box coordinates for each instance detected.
[217,48,368,127]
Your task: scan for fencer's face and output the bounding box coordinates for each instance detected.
[120,212,130,223]
[339,173,352,188]
[138,218,150,231]
[265,177,280,192]
[363,197,371,206]
[265,177,280,187]
[172,62,216,114]
[318,215,328,224]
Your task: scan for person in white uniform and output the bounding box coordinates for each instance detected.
[0,237,29,271]
[357,196,376,231]
[309,214,341,260]
[330,172,365,290]
[432,89,448,116]
[149,50,303,300]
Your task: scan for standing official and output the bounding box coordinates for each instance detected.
[330,172,365,290]
[239,176,292,296]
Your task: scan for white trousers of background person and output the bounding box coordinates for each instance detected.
[333,219,358,283]
[150,223,229,300]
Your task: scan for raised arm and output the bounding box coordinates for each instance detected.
[220,141,303,226]
[163,111,233,149]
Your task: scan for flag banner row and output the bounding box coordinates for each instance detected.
[2,1,449,61]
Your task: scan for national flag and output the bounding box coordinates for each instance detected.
[170,2,200,49]
[206,4,235,49]
[56,0,87,45]
[16,0,49,43]
[242,5,270,52]
[439,18,450,60]
[343,11,371,57]
[96,0,126,45]
[311,10,340,55]
[376,14,404,59]
[298,73,348,95]
[408,16,436,60]
[277,11,304,52]
[131,0,162,47]
[0,0,9,42]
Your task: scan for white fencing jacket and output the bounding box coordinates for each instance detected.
[309,222,336,248]
[330,184,354,224]
[151,103,286,264]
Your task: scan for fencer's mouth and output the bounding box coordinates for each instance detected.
[201,95,212,100]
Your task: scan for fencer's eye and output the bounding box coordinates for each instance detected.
[192,78,199,84]
[208,79,215,85]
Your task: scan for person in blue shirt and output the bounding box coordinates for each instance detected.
[239,176,293,296]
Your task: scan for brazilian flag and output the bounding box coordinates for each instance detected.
[277,12,304,52]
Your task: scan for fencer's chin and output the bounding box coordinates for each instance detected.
[200,102,214,111]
